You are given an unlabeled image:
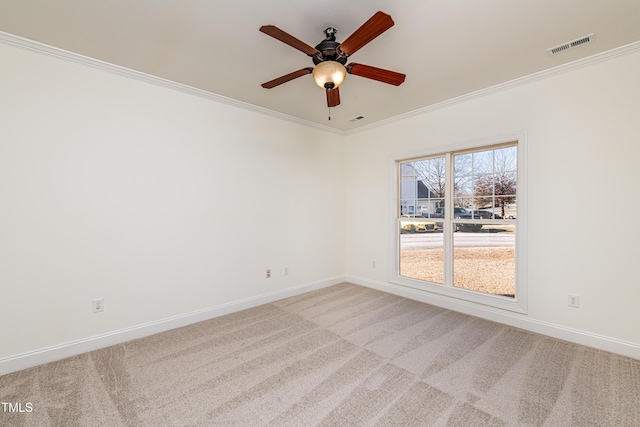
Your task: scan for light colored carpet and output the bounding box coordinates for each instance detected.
[1,283,639,426]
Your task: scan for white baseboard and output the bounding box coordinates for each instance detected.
[346,275,640,360]
[0,277,344,376]
[4,275,636,376]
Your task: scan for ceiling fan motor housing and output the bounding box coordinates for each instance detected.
[313,27,348,65]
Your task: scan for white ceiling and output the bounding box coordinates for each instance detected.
[2,0,640,132]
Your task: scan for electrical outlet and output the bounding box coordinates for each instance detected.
[568,294,580,308]
[266,269,271,279]
[92,298,104,313]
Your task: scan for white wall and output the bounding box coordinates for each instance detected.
[2,36,639,372]
[345,47,640,355]
[0,42,345,366]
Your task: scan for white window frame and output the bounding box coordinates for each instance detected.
[389,132,528,313]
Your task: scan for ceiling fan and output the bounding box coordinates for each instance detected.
[259,11,406,109]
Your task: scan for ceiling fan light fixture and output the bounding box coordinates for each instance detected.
[312,61,347,89]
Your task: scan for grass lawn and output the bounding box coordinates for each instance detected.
[400,246,515,296]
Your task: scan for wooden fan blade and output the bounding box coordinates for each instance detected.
[338,11,394,56]
[347,63,406,86]
[326,87,340,107]
[260,25,320,56]
[261,68,313,89]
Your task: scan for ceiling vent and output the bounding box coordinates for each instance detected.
[349,116,365,122]
[547,33,595,55]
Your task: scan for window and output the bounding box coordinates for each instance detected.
[393,136,526,313]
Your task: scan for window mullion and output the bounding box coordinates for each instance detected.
[444,152,454,287]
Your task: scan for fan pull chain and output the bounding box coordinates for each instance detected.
[328,107,331,121]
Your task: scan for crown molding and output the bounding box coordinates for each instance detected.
[346,40,640,136]
[0,31,344,136]
[3,31,639,138]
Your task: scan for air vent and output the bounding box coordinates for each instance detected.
[547,33,595,55]
[349,116,365,122]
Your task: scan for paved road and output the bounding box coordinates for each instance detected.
[400,232,515,248]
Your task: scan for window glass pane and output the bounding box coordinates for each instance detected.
[400,180,415,198]
[455,153,472,177]
[494,196,516,219]
[400,157,446,217]
[456,179,474,198]
[495,146,517,172]
[419,197,444,219]
[453,223,516,297]
[452,221,483,233]
[399,223,444,284]
[473,150,493,174]
[410,157,446,198]
[453,198,475,213]
[474,173,494,205]
[470,204,502,219]
[494,171,516,197]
